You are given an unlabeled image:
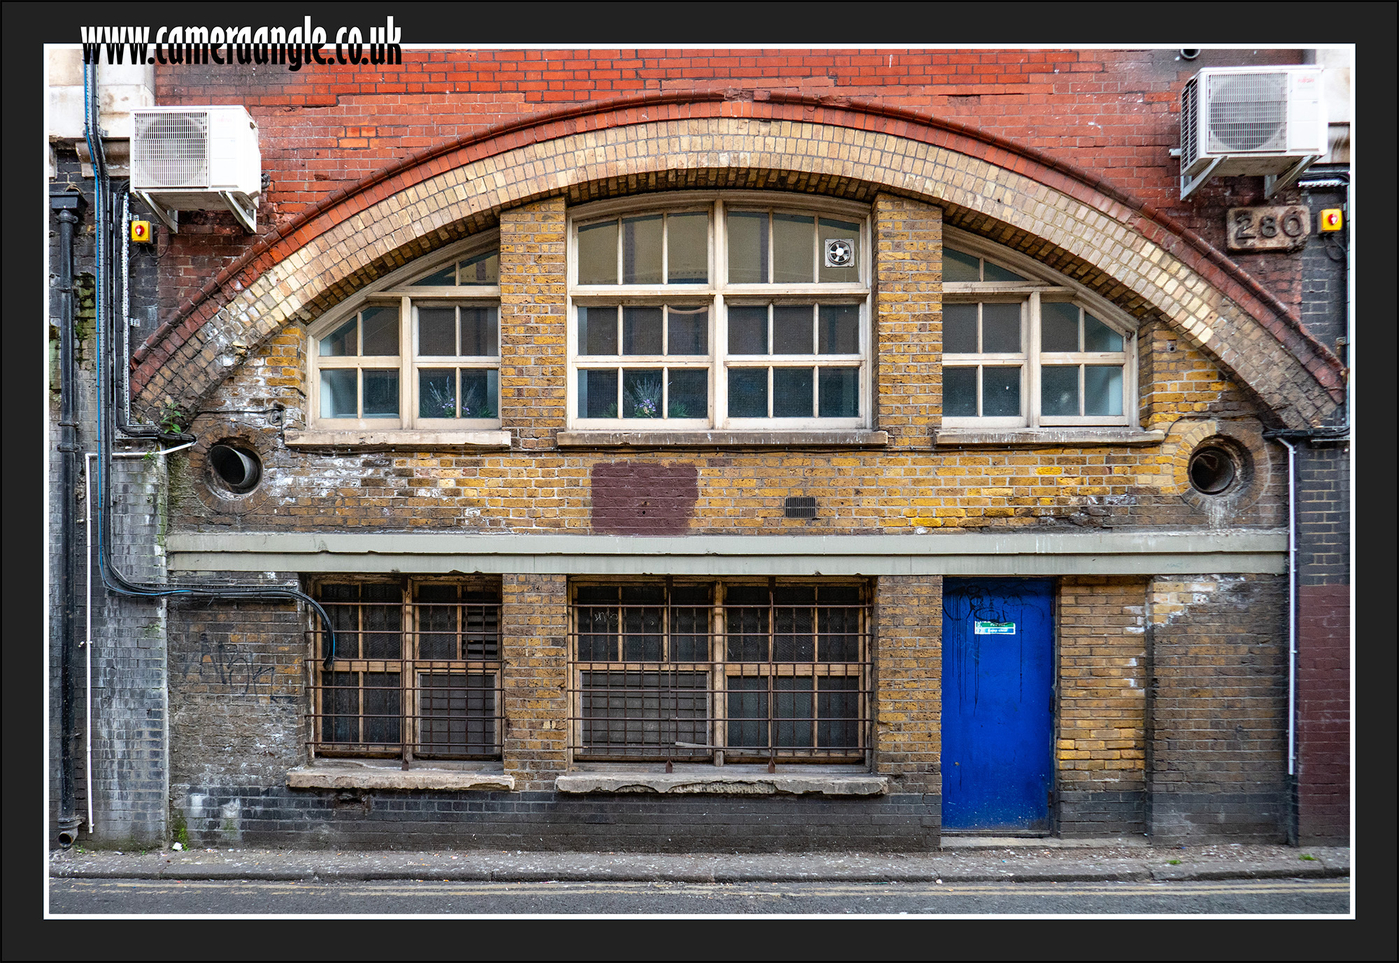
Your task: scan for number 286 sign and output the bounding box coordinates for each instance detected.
[1227,205,1310,252]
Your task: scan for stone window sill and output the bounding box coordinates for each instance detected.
[285,429,511,450]
[555,768,887,796]
[557,429,889,448]
[287,764,515,792]
[933,427,1165,448]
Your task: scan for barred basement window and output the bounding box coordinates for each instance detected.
[568,580,871,765]
[309,578,503,762]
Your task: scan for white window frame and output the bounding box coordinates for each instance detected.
[941,228,1138,430]
[567,193,872,431]
[306,237,502,432]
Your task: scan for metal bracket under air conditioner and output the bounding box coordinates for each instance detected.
[1264,155,1321,199]
[131,190,258,234]
[1180,156,1224,201]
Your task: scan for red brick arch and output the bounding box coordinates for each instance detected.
[132,93,1343,429]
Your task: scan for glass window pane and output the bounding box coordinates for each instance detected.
[818,218,860,283]
[667,369,707,419]
[1041,302,1080,352]
[579,306,617,356]
[773,367,814,417]
[666,306,708,356]
[943,247,981,283]
[460,251,499,286]
[727,677,767,748]
[420,369,457,418]
[1041,365,1080,417]
[460,369,498,419]
[981,366,1022,417]
[817,304,860,354]
[320,317,357,357]
[622,306,664,355]
[943,367,977,417]
[817,677,859,748]
[578,221,618,284]
[320,369,357,418]
[361,306,400,356]
[621,215,663,285]
[983,260,1027,282]
[1084,313,1124,352]
[727,212,768,284]
[578,368,619,418]
[728,368,768,418]
[667,212,708,284]
[981,303,1022,353]
[363,672,401,745]
[775,677,814,749]
[622,368,665,419]
[1083,365,1123,416]
[943,303,978,354]
[418,307,456,356]
[410,264,456,287]
[818,367,860,417]
[459,306,498,357]
[728,305,768,355]
[773,213,814,283]
[362,369,400,418]
[772,304,813,355]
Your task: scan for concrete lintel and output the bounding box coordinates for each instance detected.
[556,772,888,796]
[286,766,515,792]
[557,429,889,448]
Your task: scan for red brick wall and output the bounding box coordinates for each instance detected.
[1295,583,1350,843]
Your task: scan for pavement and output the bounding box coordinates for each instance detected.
[49,838,1350,884]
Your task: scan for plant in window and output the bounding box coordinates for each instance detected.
[623,375,664,418]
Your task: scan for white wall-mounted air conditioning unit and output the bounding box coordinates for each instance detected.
[1179,66,1326,200]
[131,105,261,232]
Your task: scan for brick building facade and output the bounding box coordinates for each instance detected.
[48,42,1353,851]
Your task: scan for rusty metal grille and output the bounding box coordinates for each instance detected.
[309,579,502,761]
[568,580,872,764]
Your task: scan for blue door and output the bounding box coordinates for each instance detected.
[941,578,1054,832]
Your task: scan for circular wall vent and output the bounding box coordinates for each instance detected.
[208,442,263,495]
[1188,445,1238,495]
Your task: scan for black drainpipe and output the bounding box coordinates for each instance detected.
[52,187,86,848]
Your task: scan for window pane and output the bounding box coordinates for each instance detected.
[1084,365,1123,416]
[1084,312,1124,352]
[817,304,860,354]
[460,251,499,286]
[579,306,617,356]
[320,317,357,357]
[728,368,768,418]
[362,370,399,417]
[1041,365,1080,417]
[418,307,456,356]
[725,586,769,661]
[943,247,981,282]
[727,677,767,748]
[818,367,860,417]
[983,260,1027,283]
[622,368,665,419]
[1041,302,1080,352]
[410,264,456,287]
[361,306,399,356]
[363,672,401,745]
[622,306,664,355]
[460,306,498,357]
[943,304,978,354]
[981,366,1022,417]
[727,211,768,284]
[320,369,357,418]
[325,671,359,743]
[460,369,497,419]
[773,213,814,283]
[817,677,859,748]
[667,212,708,284]
[667,369,707,419]
[943,367,977,417]
[621,215,663,285]
[775,677,814,749]
[982,303,1022,353]
[772,304,813,355]
[579,369,618,418]
[773,367,814,417]
[577,221,618,284]
[416,585,459,659]
[420,369,457,418]
[728,305,768,355]
[667,306,708,355]
[818,218,860,283]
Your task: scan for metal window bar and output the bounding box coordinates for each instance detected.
[309,582,503,761]
[568,582,871,765]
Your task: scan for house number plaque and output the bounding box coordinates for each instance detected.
[1227,205,1310,252]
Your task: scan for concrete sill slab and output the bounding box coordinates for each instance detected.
[287,766,515,792]
[556,772,888,796]
[933,427,1165,448]
[285,429,511,450]
[557,430,889,448]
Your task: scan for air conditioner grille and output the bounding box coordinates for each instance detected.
[1206,72,1289,153]
[133,111,210,188]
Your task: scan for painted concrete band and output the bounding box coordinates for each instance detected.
[167,531,1287,576]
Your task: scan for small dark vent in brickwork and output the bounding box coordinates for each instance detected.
[785,496,818,519]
